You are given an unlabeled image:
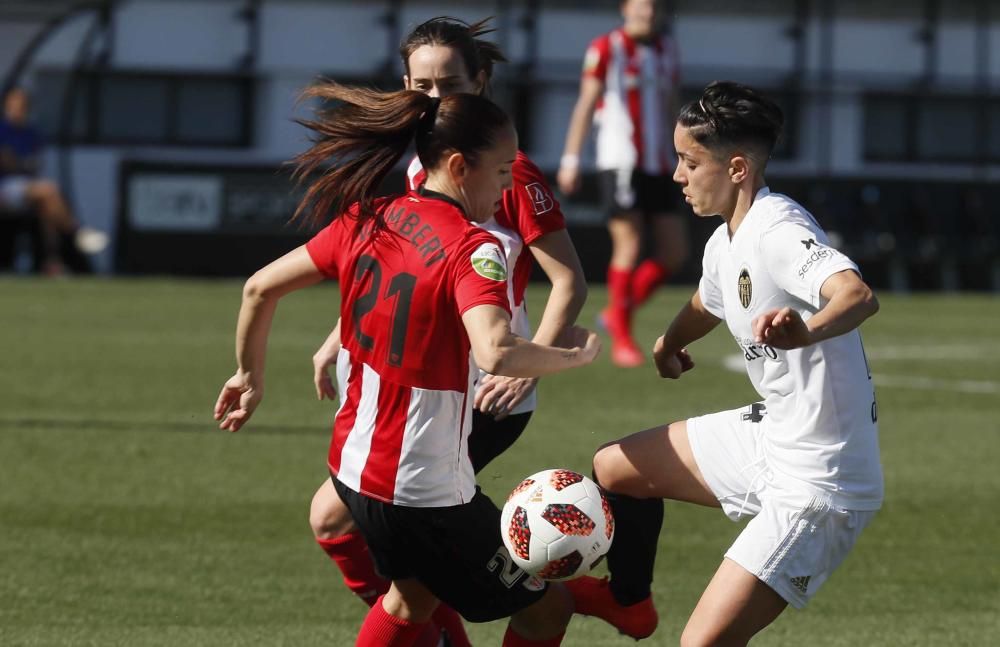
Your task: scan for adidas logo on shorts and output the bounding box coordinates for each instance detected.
[790,575,811,594]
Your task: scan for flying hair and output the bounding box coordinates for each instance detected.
[290,79,511,230]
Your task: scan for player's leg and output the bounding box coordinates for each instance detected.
[310,478,389,607]
[357,579,439,647]
[594,420,717,504]
[680,558,787,647]
[505,582,573,646]
[596,169,644,366]
[567,421,718,638]
[683,478,878,647]
[408,487,570,645]
[631,212,689,308]
[606,211,644,366]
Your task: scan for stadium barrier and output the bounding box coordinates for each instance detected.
[112,160,999,292]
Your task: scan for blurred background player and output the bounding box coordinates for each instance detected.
[307,17,587,647]
[0,87,107,275]
[558,0,688,367]
[214,83,600,646]
[568,82,883,645]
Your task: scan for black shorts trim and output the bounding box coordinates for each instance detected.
[598,168,682,218]
[332,478,548,622]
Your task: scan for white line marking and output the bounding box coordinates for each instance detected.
[870,373,1000,395]
[866,345,1000,361]
[720,354,1000,395]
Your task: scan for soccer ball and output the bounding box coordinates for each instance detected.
[500,469,614,581]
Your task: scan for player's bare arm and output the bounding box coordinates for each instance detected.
[214,246,324,431]
[528,229,588,347]
[463,304,600,377]
[558,76,603,195]
[476,229,587,419]
[753,270,879,350]
[312,318,341,401]
[653,289,721,379]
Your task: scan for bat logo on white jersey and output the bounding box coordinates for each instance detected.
[738,267,753,310]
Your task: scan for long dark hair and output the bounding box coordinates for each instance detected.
[292,81,511,229]
[678,81,784,161]
[400,16,508,93]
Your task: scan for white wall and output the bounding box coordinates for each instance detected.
[5,0,997,273]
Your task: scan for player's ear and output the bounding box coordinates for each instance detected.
[729,155,749,184]
[474,70,488,96]
[445,151,468,184]
[403,74,412,90]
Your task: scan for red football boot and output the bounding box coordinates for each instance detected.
[565,576,658,640]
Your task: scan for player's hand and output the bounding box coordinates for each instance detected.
[652,335,695,379]
[563,325,601,365]
[475,375,538,420]
[557,166,581,196]
[312,339,340,401]
[213,371,263,432]
[752,307,810,350]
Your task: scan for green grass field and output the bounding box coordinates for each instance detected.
[1,277,998,646]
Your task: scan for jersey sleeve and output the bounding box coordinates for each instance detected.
[453,232,512,317]
[760,221,860,308]
[506,154,567,246]
[582,34,611,81]
[305,216,351,280]
[698,232,726,319]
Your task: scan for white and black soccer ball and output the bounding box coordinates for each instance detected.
[500,469,614,581]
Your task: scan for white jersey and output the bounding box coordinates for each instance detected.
[699,187,883,510]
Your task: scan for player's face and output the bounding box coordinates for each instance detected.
[621,0,660,39]
[460,125,518,223]
[404,45,482,98]
[672,123,737,218]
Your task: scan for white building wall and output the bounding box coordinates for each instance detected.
[2,0,995,273]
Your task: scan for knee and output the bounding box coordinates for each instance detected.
[592,443,627,493]
[308,485,356,539]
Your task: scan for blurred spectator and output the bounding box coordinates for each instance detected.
[0,87,107,275]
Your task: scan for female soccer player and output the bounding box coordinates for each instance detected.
[306,18,586,645]
[214,85,599,647]
[558,0,687,367]
[566,82,883,645]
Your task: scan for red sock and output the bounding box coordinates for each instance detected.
[630,259,669,308]
[317,533,390,607]
[606,266,634,342]
[356,596,427,647]
[432,605,471,647]
[502,626,565,647]
[410,622,443,647]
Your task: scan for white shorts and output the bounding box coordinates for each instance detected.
[687,403,877,609]
[0,176,32,211]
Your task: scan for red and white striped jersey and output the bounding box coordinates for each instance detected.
[406,152,566,416]
[306,191,511,507]
[583,28,681,175]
